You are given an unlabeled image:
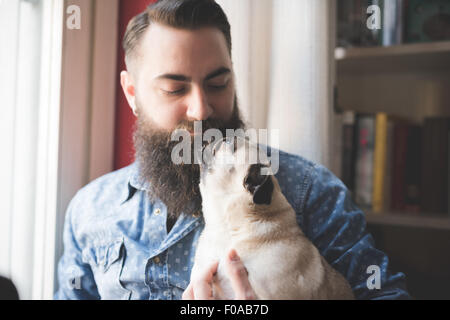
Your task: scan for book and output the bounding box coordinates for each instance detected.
[421,117,450,214]
[382,0,405,46]
[389,120,422,213]
[383,119,394,212]
[361,0,383,47]
[405,0,450,43]
[338,0,386,47]
[341,111,357,195]
[354,114,375,209]
[372,113,388,213]
[391,122,408,211]
[337,0,362,47]
[404,125,421,213]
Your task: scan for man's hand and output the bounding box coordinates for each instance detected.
[182,249,257,300]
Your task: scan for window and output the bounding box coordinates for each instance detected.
[0,0,63,299]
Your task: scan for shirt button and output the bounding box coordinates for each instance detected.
[192,211,201,218]
[154,208,161,215]
[154,256,161,264]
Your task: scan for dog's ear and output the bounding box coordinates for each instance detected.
[244,164,274,205]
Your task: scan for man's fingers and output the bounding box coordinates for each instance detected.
[203,260,220,283]
[193,278,214,299]
[195,260,219,299]
[225,249,256,300]
[184,254,256,300]
[185,260,219,300]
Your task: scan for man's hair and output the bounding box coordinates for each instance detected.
[123,0,232,70]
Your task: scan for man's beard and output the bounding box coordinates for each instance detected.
[133,98,245,220]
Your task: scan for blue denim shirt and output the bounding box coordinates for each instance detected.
[54,150,411,300]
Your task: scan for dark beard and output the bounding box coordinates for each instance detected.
[133,100,245,221]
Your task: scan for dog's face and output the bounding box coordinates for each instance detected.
[199,137,274,206]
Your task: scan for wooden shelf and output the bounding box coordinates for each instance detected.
[335,41,450,73]
[365,211,450,231]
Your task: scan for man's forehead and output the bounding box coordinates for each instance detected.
[138,22,232,77]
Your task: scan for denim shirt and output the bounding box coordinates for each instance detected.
[54,149,411,300]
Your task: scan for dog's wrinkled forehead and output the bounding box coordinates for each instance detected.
[202,136,270,169]
[200,136,274,204]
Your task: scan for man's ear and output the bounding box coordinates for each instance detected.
[244,164,274,205]
[120,70,137,116]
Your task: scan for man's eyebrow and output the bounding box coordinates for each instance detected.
[205,67,231,81]
[155,73,191,82]
[154,67,231,82]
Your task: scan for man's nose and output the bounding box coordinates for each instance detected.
[185,86,213,121]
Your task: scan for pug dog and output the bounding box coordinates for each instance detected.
[191,137,355,300]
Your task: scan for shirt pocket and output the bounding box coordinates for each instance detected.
[168,270,189,300]
[82,238,131,300]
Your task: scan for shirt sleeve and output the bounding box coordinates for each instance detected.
[54,195,101,300]
[301,163,411,300]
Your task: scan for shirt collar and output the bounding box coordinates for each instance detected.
[128,161,151,191]
[121,161,149,204]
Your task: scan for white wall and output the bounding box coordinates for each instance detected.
[55,0,119,297]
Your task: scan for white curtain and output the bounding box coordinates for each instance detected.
[0,0,44,300]
[217,0,337,168]
[0,0,64,300]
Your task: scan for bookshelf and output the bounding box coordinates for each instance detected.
[335,42,450,299]
[335,43,450,226]
[365,211,450,231]
[335,1,450,299]
[336,40,450,73]
[335,42,450,123]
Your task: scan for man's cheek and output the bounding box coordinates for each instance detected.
[159,109,187,131]
[209,96,232,117]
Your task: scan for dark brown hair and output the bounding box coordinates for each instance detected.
[123,0,232,69]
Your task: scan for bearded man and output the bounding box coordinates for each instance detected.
[55,0,410,300]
